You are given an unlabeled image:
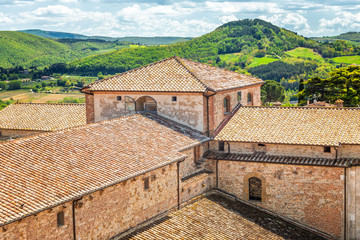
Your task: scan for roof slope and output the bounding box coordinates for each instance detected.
[0,114,205,226]
[83,57,263,93]
[215,107,360,146]
[0,103,86,131]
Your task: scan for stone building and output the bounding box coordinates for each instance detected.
[0,57,359,240]
[0,103,86,140]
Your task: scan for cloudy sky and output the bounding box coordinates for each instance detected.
[0,0,359,38]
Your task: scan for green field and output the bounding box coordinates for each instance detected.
[219,53,240,63]
[331,55,360,64]
[0,89,84,103]
[248,56,279,68]
[285,47,324,61]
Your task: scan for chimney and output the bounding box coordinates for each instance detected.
[335,99,344,108]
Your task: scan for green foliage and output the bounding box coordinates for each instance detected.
[7,80,22,90]
[297,79,306,106]
[0,81,7,90]
[261,80,285,104]
[0,99,13,110]
[298,65,360,106]
[58,97,85,103]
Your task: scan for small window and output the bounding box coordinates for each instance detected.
[258,144,265,147]
[172,96,177,102]
[324,147,331,153]
[249,177,262,201]
[117,96,122,101]
[224,97,230,112]
[57,211,64,227]
[219,141,225,151]
[247,92,252,103]
[144,177,150,190]
[237,91,242,102]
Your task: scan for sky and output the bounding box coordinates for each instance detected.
[0,0,359,38]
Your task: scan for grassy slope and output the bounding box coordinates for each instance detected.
[0,31,72,68]
[332,55,360,64]
[285,47,324,61]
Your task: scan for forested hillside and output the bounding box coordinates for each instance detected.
[0,31,129,68]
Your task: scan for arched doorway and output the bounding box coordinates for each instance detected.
[136,96,157,113]
[125,96,136,112]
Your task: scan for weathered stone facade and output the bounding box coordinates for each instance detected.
[215,161,344,238]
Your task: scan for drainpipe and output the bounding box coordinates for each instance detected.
[216,160,219,189]
[72,197,82,240]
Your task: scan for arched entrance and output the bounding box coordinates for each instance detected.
[136,96,157,113]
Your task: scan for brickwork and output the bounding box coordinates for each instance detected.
[210,141,337,159]
[216,161,344,238]
[210,85,261,134]
[85,93,95,124]
[347,166,360,239]
[339,145,360,158]
[93,92,205,132]
[180,172,214,204]
[1,202,73,240]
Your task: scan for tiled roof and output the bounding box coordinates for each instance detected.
[0,103,86,131]
[119,194,326,240]
[204,151,360,167]
[0,114,204,226]
[215,106,360,146]
[83,57,263,93]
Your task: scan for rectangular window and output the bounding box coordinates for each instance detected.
[117,96,122,101]
[258,144,265,147]
[57,211,64,227]
[237,91,242,102]
[172,96,177,102]
[144,177,150,190]
[324,147,331,153]
[219,141,225,151]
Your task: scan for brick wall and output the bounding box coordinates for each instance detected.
[85,93,95,124]
[1,202,73,240]
[1,163,179,240]
[216,161,344,238]
[347,166,360,239]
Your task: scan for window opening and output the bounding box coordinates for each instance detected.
[237,91,242,102]
[172,96,177,102]
[144,177,150,190]
[249,177,262,201]
[57,211,65,227]
[219,141,225,151]
[117,96,122,101]
[324,147,331,153]
[224,97,230,112]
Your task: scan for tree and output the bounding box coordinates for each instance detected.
[0,81,7,90]
[8,80,22,90]
[297,79,306,106]
[261,80,285,105]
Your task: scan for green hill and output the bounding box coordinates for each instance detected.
[18,29,89,40]
[311,32,360,44]
[68,19,320,75]
[0,32,131,68]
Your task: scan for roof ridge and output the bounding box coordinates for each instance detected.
[0,112,141,146]
[84,56,175,89]
[174,56,215,92]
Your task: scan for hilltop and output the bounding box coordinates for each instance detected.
[312,32,360,43]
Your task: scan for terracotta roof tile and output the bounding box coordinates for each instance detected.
[0,114,204,226]
[215,106,360,146]
[0,103,86,131]
[84,57,263,93]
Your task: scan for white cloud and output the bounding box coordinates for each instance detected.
[320,11,360,28]
[204,1,284,14]
[0,12,13,25]
[219,15,238,24]
[259,13,310,31]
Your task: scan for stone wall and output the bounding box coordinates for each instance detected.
[216,160,344,238]
[0,129,45,140]
[93,92,205,132]
[210,85,261,134]
[1,163,179,240]
[347,166,360,239]
[210,141,337,159]
[1,202,73,240]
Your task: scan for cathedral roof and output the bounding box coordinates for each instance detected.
[215,106,360,146]
[0,103,86,131]
[81,56,264,93]
[0,114,207,226]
